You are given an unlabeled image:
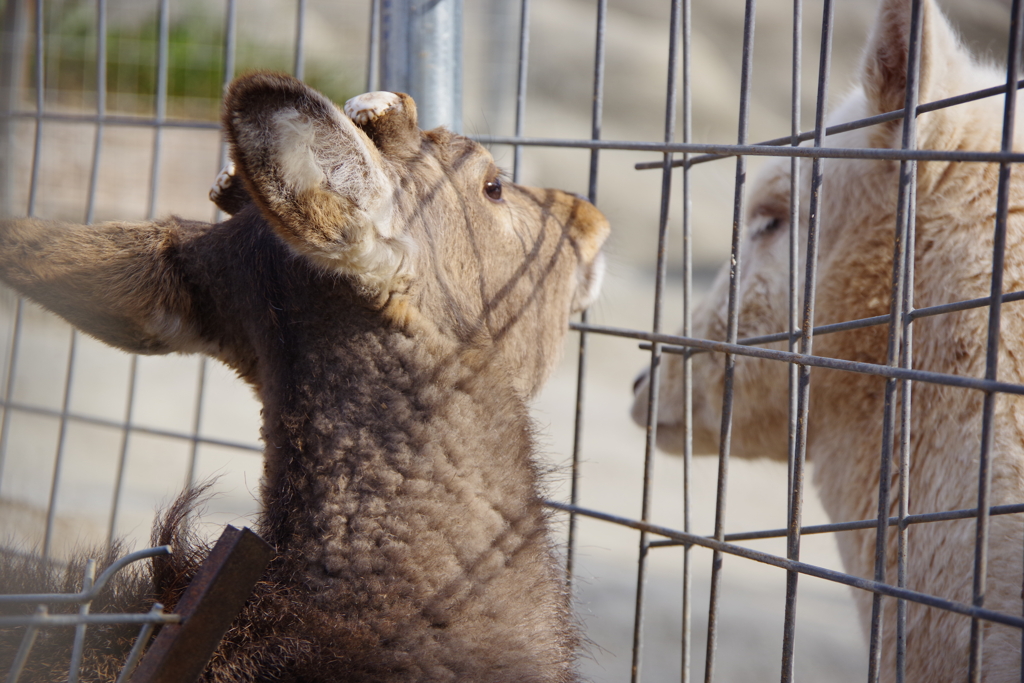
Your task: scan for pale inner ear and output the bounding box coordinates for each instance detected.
[274,109,329,195]
[270,106,398,241]
[249,104,417,299]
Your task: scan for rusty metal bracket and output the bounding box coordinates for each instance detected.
[128,526,273,683]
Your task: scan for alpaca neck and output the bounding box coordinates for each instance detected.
[256,320,539,577]
[249,320,577,678]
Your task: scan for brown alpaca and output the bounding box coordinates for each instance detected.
[0,73,609,681]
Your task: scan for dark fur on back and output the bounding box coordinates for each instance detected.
[1,487,411,681]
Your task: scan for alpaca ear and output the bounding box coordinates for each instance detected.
[861,0,968,117]
[344,91,422,157]
[224,74,411,298]
[0,218,208,356]
[209,162,252,216]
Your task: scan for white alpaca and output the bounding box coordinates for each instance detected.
[632,0,1024,680]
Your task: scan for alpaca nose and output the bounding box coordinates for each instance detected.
[632,368,648,396]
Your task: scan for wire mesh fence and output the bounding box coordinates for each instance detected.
[0,547,176,683]
[1,524,271,683]
[2,0,1024,681]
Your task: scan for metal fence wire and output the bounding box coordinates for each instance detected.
[2,0,1024,682]
[0,547,177,683]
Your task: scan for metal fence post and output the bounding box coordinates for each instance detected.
[0,0,27,217]
[380,0,463,132]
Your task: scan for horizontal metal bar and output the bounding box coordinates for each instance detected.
[910,290,1024,320]
[3,110,220,131]
[576,322,1024,395]
[645,502,1024,545]
[0,612,180,628]
[0,546,171,605]
[635,78,1024,169]
[6,78,1015,163]
[640,290,1024,355]
[8,108,1023,164]
[472,135,1024,163]
[545,501,1024,630]
[0,400,262,454]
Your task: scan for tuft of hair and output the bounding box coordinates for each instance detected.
[0,540,152,681]
[0,484,224,682]
[148,483,218,615]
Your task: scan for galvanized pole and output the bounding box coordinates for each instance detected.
[380,0,463,132]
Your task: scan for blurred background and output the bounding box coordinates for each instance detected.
[0,0,1016,680]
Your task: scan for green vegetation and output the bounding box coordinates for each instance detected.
[35,1,357,120]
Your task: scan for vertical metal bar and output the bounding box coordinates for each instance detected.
[0,0,29,497]
[67,559,97,683]
[43,0,107,561]
[480,0,517,145]
[26,0,44,218]
[12,0,37,499]
[0,299,23,490]
[4,606,45,683]
[108,355,138,545]
[895,8,926,673]
[895,187,916,683]
[680,1,693,679]
[214,0,237,225]
[380,0,463,131]
[109,0,166,546]
[222,0,237,95]
[565,333,587,583]
[704,2,756,680]
[380,0,408,99]
[632,2,681,682]
[114,604,164,683]
[0,0,33,532]
[0,0,28,214]
[511,0,530,183]
[42,329,77,560]
[186,359,207,487]
[784,0,803,532]
[84,0,106,226]
[867,2,926,680]
[565,0,604,590]
[779,0,808,678]
[146,0,169,222]
[970,0,1023,678]
[779,0,834,663]
[366,0,380,92]
[293,0,306,80]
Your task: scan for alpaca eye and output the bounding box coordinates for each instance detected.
[753,216,784,237]
[484,177,503,202]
